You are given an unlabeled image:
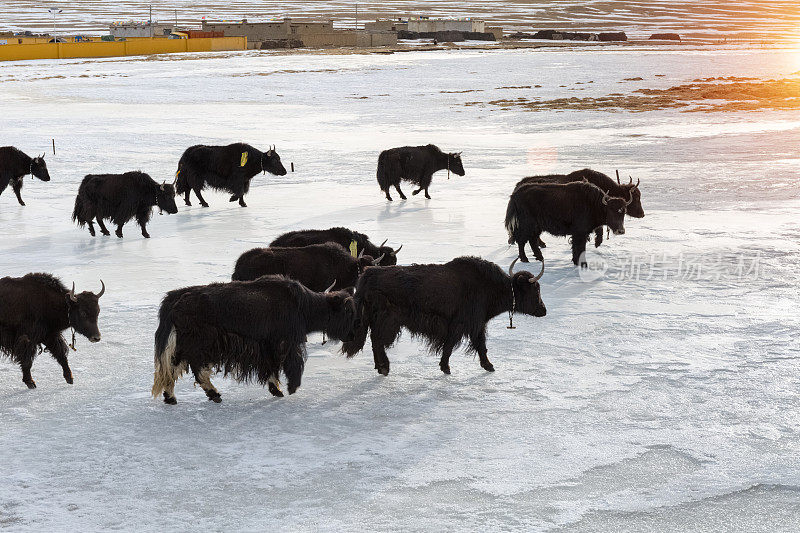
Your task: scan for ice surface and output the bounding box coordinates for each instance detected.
[1,46,800,531]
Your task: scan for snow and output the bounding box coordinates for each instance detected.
[2,46,800,531]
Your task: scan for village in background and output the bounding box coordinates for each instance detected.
[0,8,686,62]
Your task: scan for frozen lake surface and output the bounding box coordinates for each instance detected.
[1,46,800,531]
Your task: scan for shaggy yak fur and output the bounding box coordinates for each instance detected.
[376,144,465,201]
[0,273,104,389]
[232,243,381,291]
[0,146,50,206]
[512,169,643,249]
[152,275,357,404]
[270,227,400,266]
[175,143,286,208]
[72,171,178,238]
[505,181,631,267]
[342,256,546,376]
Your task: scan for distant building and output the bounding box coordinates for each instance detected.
[406,17,485,34]
[109,22,177,38]
[364,20,408,32]
[202,18,395,49]
[201,19,333,43]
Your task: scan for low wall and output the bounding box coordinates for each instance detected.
[0,36,246,62]
[300,31,397,48]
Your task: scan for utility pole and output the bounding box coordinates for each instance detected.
[149,4,153,38]
[355,3,358,30]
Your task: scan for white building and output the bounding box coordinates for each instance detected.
[109,22,176,39]
[406,18,485,33]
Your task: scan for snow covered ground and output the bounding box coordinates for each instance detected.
[1,46,800,531]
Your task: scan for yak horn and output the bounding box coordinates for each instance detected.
[358,249,364,259]
[628,175,633,185]
[372,253,385,265]
[508,256,520,277]
[531,259,545,283]
[625,188,635,206]
[161,181,166,190]
[602,191,611,205]
[96,280,106,298]
[616,170,621,184]
[324,280,336,293]
[69,282,78,302]
[392,244,403,255]
[379,239,388,248]
[636,177,640,188]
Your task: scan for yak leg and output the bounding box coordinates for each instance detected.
[194,186,209,208]
[115,222,124,238]
[594,227,604,248]
[11,177,25,206]
[283,345,305,395]
[15,335,37,389]
[572,233,589,267]
[438,338,460,375]
[394,183,407,200]
[538,237,547,248]
[44,334,72,384]
[193,364,221,403]
[136,211,151,239]
[96,217,110,236]
[469,330,494,372]
[0,177,8,198]
[517,238,530,263]
[370,328,392,376]
[86,219,96,237]
[183,190,192,206]
[268,372,284,397]
[528,233,544,262]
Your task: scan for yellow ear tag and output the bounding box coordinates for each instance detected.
[349,240,358,258]
[240,151,248,167]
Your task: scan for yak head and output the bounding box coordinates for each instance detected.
[509,258,546,318]
[322,282,358,343]
[157,182,179,214]
[616,173,644,218]
[601,190,630,235]
[447,152,465,177]
[66,281,105,343]
[373,239,402,266]
[261,146,287,176]
[356,250,384,273]
[30,154,51,182]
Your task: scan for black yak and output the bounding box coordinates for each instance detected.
[505,181,631,267]
[270,227,401,266]
[72,171,178,238]
[376,144,464,201]
[175,143,286,208]
[342,256,546,376]
[152,275,357,404]
[513,169,643,249]
[232,243,382,291]
[0,146,51,206]
[0,273,104,389]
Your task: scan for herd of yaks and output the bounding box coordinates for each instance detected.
[0,142,644,403]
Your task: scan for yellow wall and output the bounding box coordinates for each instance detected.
[0,37,246,62]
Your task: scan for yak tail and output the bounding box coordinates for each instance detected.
[504,197,519,245]
[151,299,184,398]
[341,301,369,358]
[71,194,85,226]
[175,158,188,195]
[376,152,398,192]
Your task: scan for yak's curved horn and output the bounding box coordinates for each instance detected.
[508,256,520,277]
[616,169,621,185]
[392,244,403,255]
[625,188,634,206]
[628,175,633,185]
[69,282,78,302]
[531,259,545,283]
[161,181,166,190]
[358,249,364,259]
[380,239,388,248]
[324,280,336,293]
[96,280,106,298]
[602,191,611,205]
[636,177,640,188]
[372,253,385,265]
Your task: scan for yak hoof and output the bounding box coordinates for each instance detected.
[64,374,74,385]
[519,256,530,263]
[481,362,495,372]
[200,202,209,208]
[268,382,284,397]
[425,194,431,199]
[184,200,191,207]
[101,230,110,236]
[142,232,150,239]
[229,195,238,202]
[440,364,451,375]
[89,229,96,237]
[288,385,298,395]
[412,189,420,196]
[399,195,407,200]
[377,366,390,376]
[208,395,222,403]
[538,239,547,248]
[163,393,177,405]
[239,201,247,208]
[115,231,123,238]
[25,380,37,389]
